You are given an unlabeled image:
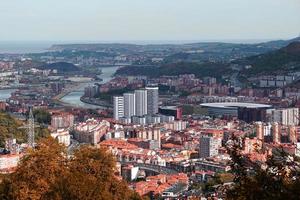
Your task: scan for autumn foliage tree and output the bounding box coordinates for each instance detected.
[225,136,300,200]
[0,137,142,200]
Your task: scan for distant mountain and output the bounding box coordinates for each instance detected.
[48,37,300,65]
[39,62,80,72]
[256,37,300,49]
[237,41,300,76]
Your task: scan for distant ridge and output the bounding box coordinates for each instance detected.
[38,62,80,72]
[49,37,300,51]
[282,41,300,54]
[238,41,300,76]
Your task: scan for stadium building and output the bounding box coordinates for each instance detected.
[200,102,272,122]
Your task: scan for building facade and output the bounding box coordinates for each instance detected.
[123,92,136,118]
[135,89,148,116]
[199,136,221,158]
[113,96,124,120]
[146,86,159,115]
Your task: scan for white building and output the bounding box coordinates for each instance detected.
[132,116,147,125]
[74,119,110,145]
[270,108,299,126]
[113,96,124,120]
[51,129,71,146]
[51,113,74,129]
[164,120,188,131]
[123,92,136,118]
[0,154,22,172]
[135,89,148,116]
[146,86,159,115]
[296,143,300,157]
[146,115,161,124]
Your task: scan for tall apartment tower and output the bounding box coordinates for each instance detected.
[271,108,299,126]
[146,86,159,115]
[135,89,148,116]
[199,136,221,158]
[272,122,281,144]
[255,121,264,141]
[123,92,136,118]
[288,125,297,144]
[113,96,124,120]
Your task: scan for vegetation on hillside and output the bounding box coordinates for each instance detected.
[0,137,143,200]
[38,62,80,72]
[33,109,51,125]
[0,112,26,147]
[0,111,50,147]
[94,87,132,103]
[116,62,231,79]
[237,41,300,76]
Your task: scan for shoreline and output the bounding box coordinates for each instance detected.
[80,96,112,110]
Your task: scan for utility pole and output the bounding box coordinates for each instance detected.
[19,107,39,148]
[27,108,35,148]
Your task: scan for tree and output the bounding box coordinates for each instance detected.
[0,111,26,147]
[62,146,139,200]
[225,136,300,200]
[0,111,50,148]
[0,137,143,200]
[3,137,67,200]
[33,109,51,125]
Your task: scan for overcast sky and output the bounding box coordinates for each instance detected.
[0,0,300,42]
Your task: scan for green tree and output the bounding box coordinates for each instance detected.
[33,109,51,125]
[0,112,26,147]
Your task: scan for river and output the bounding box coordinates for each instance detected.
[60,66,120,109]
[0,89,16,101]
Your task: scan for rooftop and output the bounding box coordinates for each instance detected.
[200,102,272,109]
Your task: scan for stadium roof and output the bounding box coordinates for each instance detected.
[200,102,272,109]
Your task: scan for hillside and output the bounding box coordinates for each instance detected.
[0,112,26,147]
[45,37,300,65]
[116,62,231,79]
[0,112,50,148]
[237,41,300,76]
[39,62,80,72]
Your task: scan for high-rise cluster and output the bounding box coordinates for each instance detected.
[113,86,159,123]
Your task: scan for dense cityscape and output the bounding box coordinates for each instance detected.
[1,0,300,199]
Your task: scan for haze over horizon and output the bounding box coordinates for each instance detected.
[1,0,299,42]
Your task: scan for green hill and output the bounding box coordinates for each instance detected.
[0,112,50,148]
[116,62,231,79]
[237,41,300,76]
[39,62,80,72]
[0,112,26,147]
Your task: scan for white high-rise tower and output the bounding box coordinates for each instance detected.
[135,89,148,116]
[113,96,124,120]
[146,86,159,115]
[123,92,136,118]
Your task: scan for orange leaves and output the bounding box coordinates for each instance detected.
[1,137,142,200]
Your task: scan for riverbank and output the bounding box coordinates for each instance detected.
[80,97,112,109]
[57,66,120,109]
[0,89,17,101]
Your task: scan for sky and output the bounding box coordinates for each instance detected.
[0,0,300,42]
